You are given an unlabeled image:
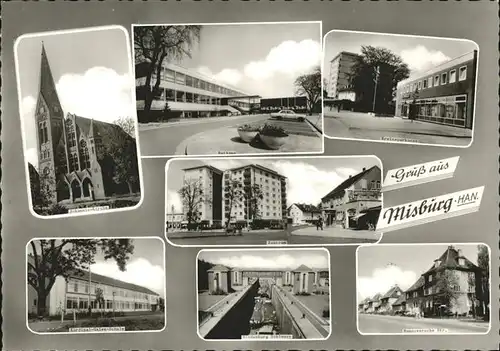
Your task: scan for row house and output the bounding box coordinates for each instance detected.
[320,165,382,228]
[379,285,404,313]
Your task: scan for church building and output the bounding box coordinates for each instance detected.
[32,45,139,206]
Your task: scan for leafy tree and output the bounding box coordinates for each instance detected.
[223,178,245,228]
[477,244,490,320]
[134,25,201,119]
[294,66,322,115]
[28,239,134,317]
[197,259,214,291]
[104,125,140,195]
[158,297,165,312]
[435,270,460,311]
[178,178,211,225]
[348,46,410,113]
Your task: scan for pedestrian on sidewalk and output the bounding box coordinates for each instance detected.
[409,102,417,123]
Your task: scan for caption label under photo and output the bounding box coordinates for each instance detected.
[377,186,484,232]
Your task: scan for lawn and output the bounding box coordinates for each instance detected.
[53,316,165,332]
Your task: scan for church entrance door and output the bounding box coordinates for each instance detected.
[71,179,81,201]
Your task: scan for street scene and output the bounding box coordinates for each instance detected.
[27,238,165,333]
[197,249,330,340]
[165,156,383,246]
[15,27,142,217]
[323,30,478,147]
[133,22,323,156]
[357,244,490,334]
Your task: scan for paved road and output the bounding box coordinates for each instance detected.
[323,111,471,147]
[168,229,377,246]
[139,115,271,156]
[358,313,489,334]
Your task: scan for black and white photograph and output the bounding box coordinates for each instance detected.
[323,30,478,147]
[197,248,331,340]
[165,156,383,246]
[14,26,143,218]
[134,22,324,157]
[357,244,490,335]
[27,237,166,334]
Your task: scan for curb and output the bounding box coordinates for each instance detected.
[305,117,324,136]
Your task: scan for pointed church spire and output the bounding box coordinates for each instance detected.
[39,41,63,112]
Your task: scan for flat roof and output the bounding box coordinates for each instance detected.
[397,50,476,87]
[227,163,287,179]
[182,165,223,174]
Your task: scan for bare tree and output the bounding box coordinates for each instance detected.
[134,26,201,117]
[178,178,211,225]
[224,178,245,228]
[114,117,136,138]
[294,66,322,115]
[246,183,264,220]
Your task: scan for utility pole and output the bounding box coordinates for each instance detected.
[372,66,380,113]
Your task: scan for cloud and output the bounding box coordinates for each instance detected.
[91,258,165,296]
[195,39,321,97]
[244,39,321,79]
[25,148,38,169]
[271,161,356,206]
[358,265,418,300]
[20,96,38,163]
[197,66,243,86]
[400,45,451,72]
[210,253,328,270]
[166,189,183,213]
[55,66,134,123]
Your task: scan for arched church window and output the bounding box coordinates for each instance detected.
[43,167,50,176]
[80,140,91,169]
[39,123,45,144]
[69,153,79,172]
[43,122,48,144]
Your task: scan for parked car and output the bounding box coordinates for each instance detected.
[270,109,306,120]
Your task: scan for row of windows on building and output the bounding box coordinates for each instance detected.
[67,280,152,300]
[154,67,245,97]
[401,66,468,95]
[65,296,151,310]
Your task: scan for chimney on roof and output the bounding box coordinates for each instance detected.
[349,175,352,178]
[457,249,463,257]
[362,167,366,171]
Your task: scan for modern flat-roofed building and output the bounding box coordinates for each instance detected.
[222,164,287,226]
[135,62,260,120]
[320,165,382,228]
[260,96,308,114]
[327,51,361,99]
[182,165,223,226]
[395,50,478,129]
[28,266,160,316]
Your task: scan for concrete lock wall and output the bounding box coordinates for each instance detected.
[205,280,260,339]
[271,286,303,339]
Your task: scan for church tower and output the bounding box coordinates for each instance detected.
[35,44,67,202]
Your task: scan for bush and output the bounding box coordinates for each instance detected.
[237,124,261,132]
[296,292,311,296]
[260,124,288,137]
[322,308,330,318]
[297,117,305,122]
[210,288,228,296]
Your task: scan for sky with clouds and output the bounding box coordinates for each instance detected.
[15,26,135,169]
[324,31,478,85]
[165,22,321,98]
[29,238,165,297]
[198,249,329,270]
[356,244,485,301]
[166,156,381,213]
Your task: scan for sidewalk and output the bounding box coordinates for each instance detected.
[139,114,268,132]
[175,125,322,155]
[306,114,323,133]
[291,225,381,241]
[325,111,472,138]
[366,313,489,329]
